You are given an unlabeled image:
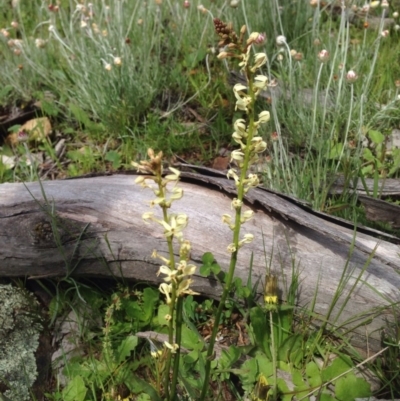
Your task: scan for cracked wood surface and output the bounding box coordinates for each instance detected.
[1,173,399,353]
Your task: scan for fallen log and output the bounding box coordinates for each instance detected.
[1,172,400,353]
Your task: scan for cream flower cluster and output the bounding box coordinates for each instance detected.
[134,149,198,353]
[221,34,271,253]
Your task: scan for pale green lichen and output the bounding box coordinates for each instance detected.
[0,284,42,401]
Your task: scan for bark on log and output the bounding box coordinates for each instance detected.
[1,172,400,353]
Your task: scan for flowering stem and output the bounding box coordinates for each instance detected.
[199,67,256,401]
[170,297,183,399]
[135,150,196,401]
[269,310,278,400]
[152,175,179,401]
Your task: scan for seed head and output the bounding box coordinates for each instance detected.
[318,49,329,62]
[346,70,358,83]
[35,38,46,48]
[213,18,238,46]
[276,35,286,46]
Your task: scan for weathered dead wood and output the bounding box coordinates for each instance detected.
[331,175,400,228]
[332,175,400,197]
[1,173,400,353]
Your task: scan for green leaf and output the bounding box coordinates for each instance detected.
[335,374,371,401]
[181,324,203,350]
[63,361,92,380]
[125,375,162,401]
[361,164,374,175]
[362,148,375,162]
[117,335,138,363]
[199,264,211,276]
[278,334,303,364]
[202,252,215,264]
[40,99,60,117]
[183,349,200,366]
[306,361,322,387]
[211,263,221,274]
[69,103,92,127]
[0,85,13,101]
[200,252,221,277]
[7,124,21,134]
[185,48,207,68]
[329,142,343,160]
[255,352,273,377]
[319,393,338,401]
[141,287,159,324]
[277,377,292,401]
[137,394,152,401]
[322,355,352,382]
[238,357,259,387]
[105,150,122,169]
[250,306,271,357]
[157,304,170,326]
[292,369,305,387]
[62,376,87,401]
[368,129,385,144]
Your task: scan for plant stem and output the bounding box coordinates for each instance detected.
[157,176,179,401]
[170,297,183,399]
[199,66,256,401]
[269,310,278,400]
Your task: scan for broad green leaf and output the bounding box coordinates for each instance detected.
[335,374,371,401]
[320,393,338,401]
[202,252,215,264]
[200,252,221,276]
[250,306,270,357]
[306,361,322,387]
[7,124,21,134]
[181,324,203,350]
[125,375,162,401]
[220,345,241,367]
[62,376,87,401]
[361,164,374,175]
[0,85,13,101]
[321,355,352,382]
[157,304,170,326]
[117,335,138,363]
[362,148,375,162]
[368,129,385,144]
[292,370,305,387]
[63,361,92,380]
[183,349,200,366]
[277,361,290,372]
[329,142,343,160]
[142,287,159,324]
[278,334,303,364]
[199,264,211,276]
[105,150,121,169]
[277,377,291,401]
[40,99,60,117]
[238,357,259,387]
[211,263,221,274]
[69,103,92,126]
[137,394,152,401]
[256,352,273,377]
